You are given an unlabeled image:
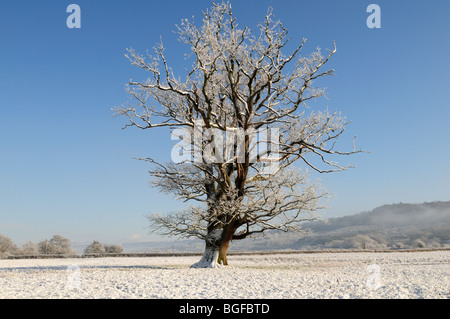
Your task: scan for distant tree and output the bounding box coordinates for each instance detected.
[394,242,404,249]
[104,244,123,254]
[84,241,106,254]
[350,234,385,250]
[0,234,17,258]
[413,239,426,248]
[38,239,50,254]
[17,241,39,256]
[38,235,75,256]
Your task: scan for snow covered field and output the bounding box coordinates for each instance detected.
[0,250,448,299]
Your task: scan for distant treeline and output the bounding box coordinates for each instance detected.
[4,247,450,260]
[0,234,123,259]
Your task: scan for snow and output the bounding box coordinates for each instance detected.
[0,250,448,299]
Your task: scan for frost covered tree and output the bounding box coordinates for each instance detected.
[84,241,106,255]
[38,235,75,256]
[115,2,360,267]
[17,241,39,256]
[0,234,17,258]
[105,244,123,254]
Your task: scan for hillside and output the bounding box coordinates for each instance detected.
[231,201,450,251]
[119,201,450,253]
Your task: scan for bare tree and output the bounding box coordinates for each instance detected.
[115,2,361,267]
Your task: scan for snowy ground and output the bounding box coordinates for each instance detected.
[0,250,448,299]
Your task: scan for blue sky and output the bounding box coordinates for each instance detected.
[1,0,449,247]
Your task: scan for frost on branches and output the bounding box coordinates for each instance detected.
[114,2,361,268]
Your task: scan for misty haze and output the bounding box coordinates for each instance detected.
[118,201,450,253]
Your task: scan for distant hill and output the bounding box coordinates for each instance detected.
[118,201,450,253]
[312,201,450,230]
[231,201,450,251]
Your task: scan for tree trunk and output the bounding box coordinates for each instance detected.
[190,229,223,268]
[190,241,220,268]
[190,222,238,268]
[217,239,230,266]
[217,220,239,266]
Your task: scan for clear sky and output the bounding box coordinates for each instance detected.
[1,0,449,247]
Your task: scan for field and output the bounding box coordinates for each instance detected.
[0,250,448,299]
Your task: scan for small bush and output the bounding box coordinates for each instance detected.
[105,244,123,254]
[84,242,123,255]
[0,234,17,258]
[414,239,426,248]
